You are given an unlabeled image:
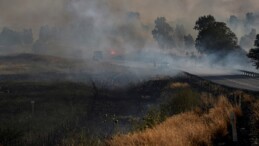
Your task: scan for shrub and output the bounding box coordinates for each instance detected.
[161,88,201,116]
[136,87,201,131]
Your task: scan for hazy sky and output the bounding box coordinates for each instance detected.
[1,0,259,29]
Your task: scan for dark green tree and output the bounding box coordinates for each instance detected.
[194,15,215,31]
[247,34,259,69]
[194,15,240,54]
[152,17,174,49]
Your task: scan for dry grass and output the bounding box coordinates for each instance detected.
[200,93,216,106]
[241,92,258,122]
[241,92,253,103]
[108,96,240,146]
[170,82,190,89]
[252,100,259,122]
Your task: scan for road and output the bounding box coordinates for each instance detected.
[195,73,259,92]
[112,60,259,92]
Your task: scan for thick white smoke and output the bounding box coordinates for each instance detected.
[0,0,258,75]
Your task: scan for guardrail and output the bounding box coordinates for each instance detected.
[239,70,259,77]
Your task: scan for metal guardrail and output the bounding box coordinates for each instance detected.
[239,70,259,77]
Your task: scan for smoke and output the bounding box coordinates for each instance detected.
[1,0,259,26]
[0,0,68,31]
[2,0,259,35]
[0,0,258,76]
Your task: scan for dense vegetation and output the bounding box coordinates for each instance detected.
[194,15,241,55]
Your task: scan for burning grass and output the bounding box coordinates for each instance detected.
[108,96,240,146]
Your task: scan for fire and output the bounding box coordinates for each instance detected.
[111,50,116,55]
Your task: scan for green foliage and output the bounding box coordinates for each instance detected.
[247,34,259,69]
[194,15,241,54]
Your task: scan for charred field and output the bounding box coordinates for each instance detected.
[0,53,258,146]
[0,53,179,145]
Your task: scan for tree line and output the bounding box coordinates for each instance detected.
[152,17,194,50]
[152,15,259,69]
[0,27,33,46]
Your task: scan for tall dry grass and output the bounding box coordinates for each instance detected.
[252,100,259,122]
[241,93,259,123]
[108,96,240,146]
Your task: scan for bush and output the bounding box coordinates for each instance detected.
[138,87,201,131]
[137,108,163,131]
[161,88,200,116]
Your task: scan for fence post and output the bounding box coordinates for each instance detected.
[31,100,35,115]
[230,112,238,143]
[238,94,242,108]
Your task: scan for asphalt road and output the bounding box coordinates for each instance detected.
[113,60,259,92]
[197,73,259,92]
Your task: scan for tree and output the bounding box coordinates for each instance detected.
[194,15,215,31]
[152,17,174,49]
[247,34,259,69]
[194,15,241,55]
[0,27,23,46]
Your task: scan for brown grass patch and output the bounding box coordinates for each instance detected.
[242,93,254,103]
[252,100,259,122]
[170,82,190,89]
[108,96,239,146]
